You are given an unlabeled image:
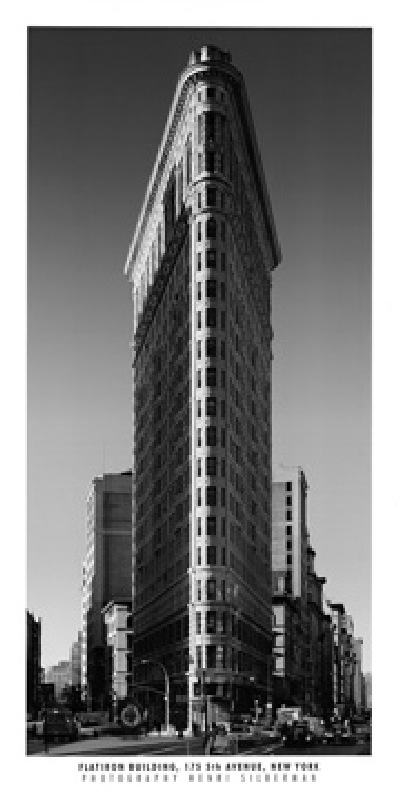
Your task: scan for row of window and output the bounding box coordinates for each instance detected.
[196,278,225,300]
[197,249,226,271]
[197,544,226,566]
[197,426,226,448]
[197,307,226,329]
[197,486,226,507]
[196,216,226,241]
[197,455,225,477]
[197,516,226,538]
[197,186,225,210]
[197,398,226,422]
[197,367,225,389]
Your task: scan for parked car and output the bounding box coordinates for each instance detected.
[210,725,238,755]
[44,708,78,743]
[283,722,313,748]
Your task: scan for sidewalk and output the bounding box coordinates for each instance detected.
[38,732,183,756]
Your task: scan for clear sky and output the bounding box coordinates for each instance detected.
[27,28,371,671]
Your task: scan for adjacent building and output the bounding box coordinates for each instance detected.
[102,600,133,721]
[26,610,41,716]
[271,467,309,712]
[81,470,132,711]
[70,632,82,687]
[46,660,72,700]
[271,467,334,720]
[124,45,281,732]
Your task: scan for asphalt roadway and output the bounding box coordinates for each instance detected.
[27,734,371,757]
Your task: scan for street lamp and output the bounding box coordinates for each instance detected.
[141,659,170,734]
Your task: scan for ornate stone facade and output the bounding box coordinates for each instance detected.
[125,45,280,731]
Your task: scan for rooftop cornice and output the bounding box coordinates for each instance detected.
[124,48,281,279]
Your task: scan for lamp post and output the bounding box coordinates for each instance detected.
[141,659,169,734]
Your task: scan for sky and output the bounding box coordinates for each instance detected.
[27,27,372,672]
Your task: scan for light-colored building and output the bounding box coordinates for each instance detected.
[272,467,309,712]
[102,601,133,721]
[70,632,82,687]
[46,660,72,700]
[81,471,132,711]
[124,45,281,732]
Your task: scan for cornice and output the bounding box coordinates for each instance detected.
[125,53,281,280]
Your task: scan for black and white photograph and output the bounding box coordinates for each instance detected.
[24,26,373,765]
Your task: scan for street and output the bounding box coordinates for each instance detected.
[27,734,371,757]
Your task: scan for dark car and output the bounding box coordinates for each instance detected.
[45,709,78,743]
[284,722,313,748]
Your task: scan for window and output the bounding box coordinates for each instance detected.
[196,646,202,669]
[206,396,217,416]
[207,87,216,100]
[286,525,292,536]
[221,517,226,536]
[286,510,292,521]
[206,486,217,506]
[205,337,217,357]
[207,545,217,565]
[286,554,292,565]
[206,578,216,600]
[206,645,216,669]
[205,307,217,327]
[197,487,202,506]
[197,369,201,388]
[198,153,203,173]
[206,610,216,634]
[206,217,217,239]
[197,310,201,329]
[286,495,292,507]
[197,547,201,566]
[221,547,226,566]
[197,428,202,447]
[206,278,217,298]
[205,151,215,172]
[197,221,202,242]
[286,540,292,551]
[221,370,226,388]
[196,611,201,634]
[198,191,202,209]
[221,220,226,242]
[206,367,217,387]
[221,252,226,271]
[221,487,225,507]
[221,310,225,330]
[197,281,202,300]
[206,456,217,476]
[186,135,192,184]
[197,517,202,536]
[197,252,202,271]
[221,282,225,301]
[286,482,292,492]
[206,249,216,268]
[206,426,217,446]
[197,340,202,359]
[206,516,217,536]
[206,187,217,206]
[197,580,202,601]
[198,113,204,145]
